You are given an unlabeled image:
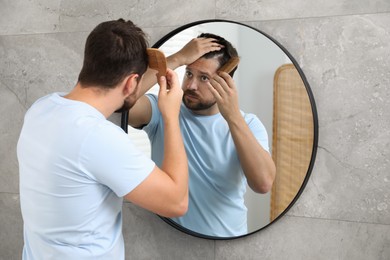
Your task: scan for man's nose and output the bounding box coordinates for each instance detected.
[185,79,197,90]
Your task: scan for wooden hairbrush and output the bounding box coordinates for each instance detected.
[147,48,167,78]
[218,57,240,74]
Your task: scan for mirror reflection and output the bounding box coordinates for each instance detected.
[124,21,316,239]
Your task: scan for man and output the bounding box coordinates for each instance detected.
[128,33,276,237]
[17,19,190,259]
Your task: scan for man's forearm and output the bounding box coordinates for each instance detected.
[228,116,276,194]
[161,119,188,204]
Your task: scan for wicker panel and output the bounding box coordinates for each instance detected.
[270,64,314,221]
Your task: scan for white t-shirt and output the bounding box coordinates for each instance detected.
[17,93,155,259]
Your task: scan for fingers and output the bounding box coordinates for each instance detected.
[165,68,180,90]
[216,71,234,87]
[209,72,234,95]
[157,73,167,96]
[207,79,223,100]
[176,37,223,66]
[196,37,224,53]
[157,69,178,92]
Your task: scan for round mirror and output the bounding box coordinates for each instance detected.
[122,20,318,239]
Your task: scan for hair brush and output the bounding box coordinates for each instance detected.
[218,56,240,74]
[147,48,167,78]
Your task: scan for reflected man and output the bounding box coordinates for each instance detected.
[129,33,276,237]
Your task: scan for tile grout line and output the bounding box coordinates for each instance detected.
[286,214,390,227]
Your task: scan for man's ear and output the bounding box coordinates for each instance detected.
[122,74,139,96]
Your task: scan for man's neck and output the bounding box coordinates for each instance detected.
[64,83,118,118]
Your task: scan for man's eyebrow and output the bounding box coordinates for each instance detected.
[186,67,213,77]
[199,71,212,77]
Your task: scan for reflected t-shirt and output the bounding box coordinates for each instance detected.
[17,93,155,259]
[144,94,269,237]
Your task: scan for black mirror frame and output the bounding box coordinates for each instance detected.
[121,19,319,240]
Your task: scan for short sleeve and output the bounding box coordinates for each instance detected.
[143,94,161,139]
[79,122,155,197]
[244,113,270,153]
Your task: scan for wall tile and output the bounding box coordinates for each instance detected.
[0,32,86,192]
[0,32,85,109]
[0,0,61,35]
[216,0,390,21]
[0,80,24,193]
[290,148,390,224]
[58,0,215,33]
[143,26,178,47]
[0,193,23,260]
[215,216,390,260]
[122,202,215,259]
[0,0,210,35]
[246,13,390,225]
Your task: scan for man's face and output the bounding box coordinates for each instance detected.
[182,57,220,115]
[115,96,134,113]
[115,75,142,113]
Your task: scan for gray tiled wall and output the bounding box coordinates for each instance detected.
[1,1,389,259]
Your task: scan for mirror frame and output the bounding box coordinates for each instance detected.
[121,19,319,240]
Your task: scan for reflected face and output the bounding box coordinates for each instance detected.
[182,57,220,115]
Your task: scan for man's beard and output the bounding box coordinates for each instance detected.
[182,90,216,111]
[114,98,135,113]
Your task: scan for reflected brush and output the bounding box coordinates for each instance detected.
[147,48,167,78]
[218,56,240,74]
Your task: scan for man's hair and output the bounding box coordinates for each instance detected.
[197,33,239,76]
[78,19,149,88]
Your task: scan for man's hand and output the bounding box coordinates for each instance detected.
[208,72,276,194]
[157,68,183,121]
[138,37,222,102]
[169,37,223,68]
[207,71,241,122]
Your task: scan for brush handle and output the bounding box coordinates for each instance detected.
[218,57,240,74]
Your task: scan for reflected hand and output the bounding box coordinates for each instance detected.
[173,37,223,66]
[157,68,183,120]
[208,71,241,122]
